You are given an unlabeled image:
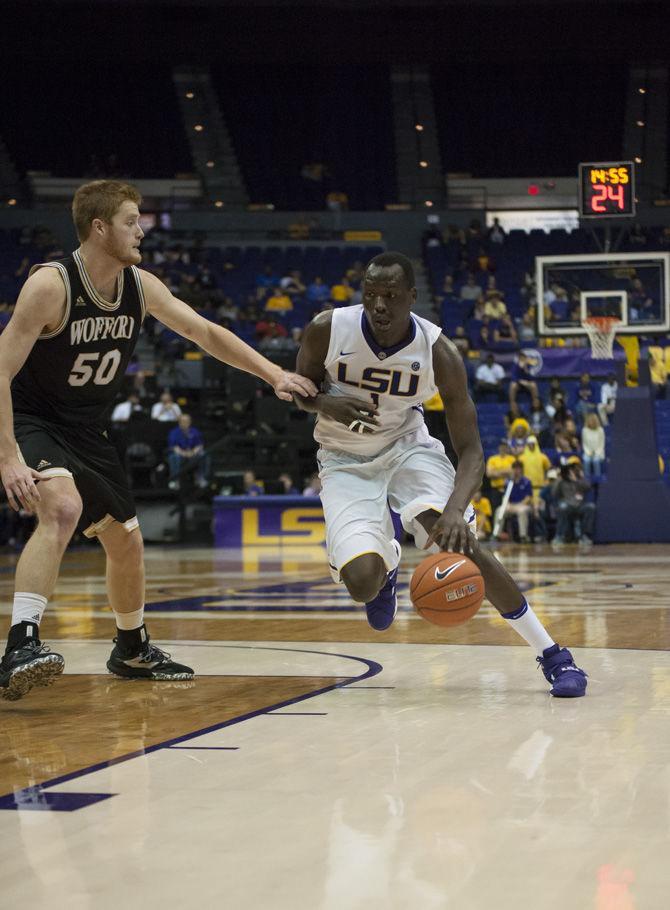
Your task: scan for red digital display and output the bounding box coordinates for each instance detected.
[579,162,635,218]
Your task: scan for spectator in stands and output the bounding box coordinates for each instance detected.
[517,311,536,344]
[562,417,581,452]
[484,292,508,321]
[509,352,540,414]
[494,460,532,544]
[519,435,551,529]
[280,270,306,298]
[330,277,355,304]
[475,247,493,273]
[470,298,486,322]
[217,296,239,322]
[278,473,299,495]
[508,417,530,455]
[477,323,492,351]
[574,387,597,426]
[546,391,571,431]
[151,390,182,422]
[264,287,293,312]
[551,462,595,549]
[487,217,506,244]
[259,327,298,355]
[484,275,502,300]
[256,265,280,291]
[548,286,570,322]
[493,313,518,347]
[452,326,470,357]
[459,273,483,302]
[439,274,459,307]
[256,317,288,342]
[167,414,208,490]
[306,276,331,306]
[581,413,605,481]
[346,261,365,285]
[243,470,264,496]
[598,372,618,425]
[529,401,552,447]
[111,392,144,424]
[649,350,668,398]
[547,376,566,400]
[472,488,493,539]
[485,440,516,509]
[474,353,505,400]
[303,473,322,496]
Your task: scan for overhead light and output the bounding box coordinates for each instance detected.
[419,160,429,168]
[194,124,204,132]
[7,198,16,206]
[214,200,224,208]
[638,87,646,94]
[424,200,433,207]
[185,92,194,99]
[415,124,424,132]
[636,120,645,127]
[206,160,215,168]
[635,156,642,163]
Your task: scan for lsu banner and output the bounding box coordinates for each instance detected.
[214,495,325,547]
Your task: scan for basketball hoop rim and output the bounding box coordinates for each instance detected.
[581,316,623,330]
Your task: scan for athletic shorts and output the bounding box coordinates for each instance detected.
[317,431,476,578]
[14,414,138,538]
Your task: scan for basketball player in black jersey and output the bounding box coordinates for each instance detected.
[0,180,317,700]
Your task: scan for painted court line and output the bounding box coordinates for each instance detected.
[0,645,383,812]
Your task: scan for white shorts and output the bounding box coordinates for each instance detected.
[317,432,476,579]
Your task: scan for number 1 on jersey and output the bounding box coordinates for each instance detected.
[370,392,380,409]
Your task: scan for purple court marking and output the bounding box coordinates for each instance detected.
[0,790,115,812]
[0,645,382,812]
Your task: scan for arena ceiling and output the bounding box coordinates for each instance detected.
[9,1,668,63]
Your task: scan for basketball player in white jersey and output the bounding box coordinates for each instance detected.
[296,252,587,697]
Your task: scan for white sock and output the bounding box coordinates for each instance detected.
[12,592,48,628]
[501,600,555,656]
[114,607,145,631]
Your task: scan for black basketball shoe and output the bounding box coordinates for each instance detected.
[0,629,65,701]
[107,633,194,681]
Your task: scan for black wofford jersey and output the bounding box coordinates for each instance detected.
[12,250,146,427]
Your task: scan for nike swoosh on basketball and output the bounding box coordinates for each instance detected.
[435,559,466,581]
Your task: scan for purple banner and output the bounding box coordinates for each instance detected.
[489,347,625,378]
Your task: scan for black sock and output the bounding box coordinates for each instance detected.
[115,623,147,654]
[6,621,40,653]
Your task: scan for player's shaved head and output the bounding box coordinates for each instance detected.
[365,252,415,289]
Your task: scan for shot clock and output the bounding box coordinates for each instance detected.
[578,161,636,218]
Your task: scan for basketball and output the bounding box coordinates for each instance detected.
[410,552,485,627]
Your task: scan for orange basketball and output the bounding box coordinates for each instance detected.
[410,552,485,627]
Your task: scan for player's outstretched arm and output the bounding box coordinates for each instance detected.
[294,313,379,431]
[140,271,317,401]
[427,335,485,552]
[0,269,65,511]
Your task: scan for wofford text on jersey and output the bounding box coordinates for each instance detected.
[70,315,135,345]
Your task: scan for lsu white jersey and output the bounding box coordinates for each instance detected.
[314,304,443,455]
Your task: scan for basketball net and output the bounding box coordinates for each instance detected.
[582,317,622,359]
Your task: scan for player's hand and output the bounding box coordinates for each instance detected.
[426,507,474,554]
[319,395,380,434]
[0,459,51,514]
[273,371,319,401]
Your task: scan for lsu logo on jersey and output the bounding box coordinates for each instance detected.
[336,363,419,397]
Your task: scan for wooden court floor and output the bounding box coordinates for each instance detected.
[1,541,669,909]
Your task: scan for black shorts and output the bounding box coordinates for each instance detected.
[14,414,138,538]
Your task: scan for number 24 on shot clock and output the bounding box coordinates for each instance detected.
[578,161,636,218]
